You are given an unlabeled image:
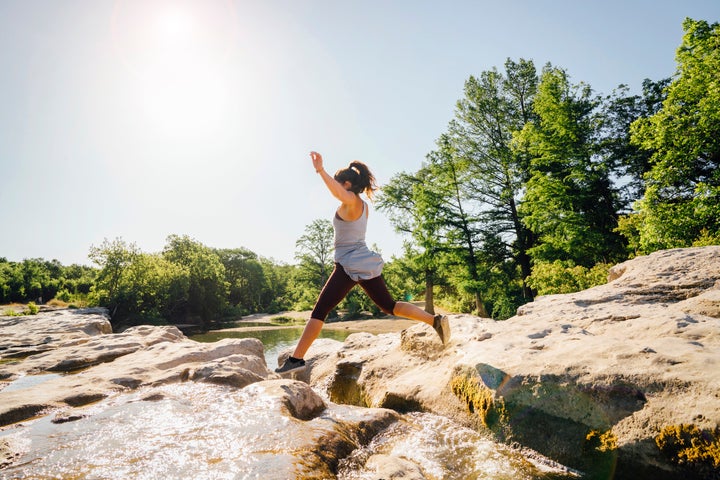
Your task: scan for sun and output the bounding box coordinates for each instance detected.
[111,1,240,140]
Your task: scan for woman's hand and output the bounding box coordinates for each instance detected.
[310,151,324,173]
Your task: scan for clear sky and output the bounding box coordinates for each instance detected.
[1,1,718,266]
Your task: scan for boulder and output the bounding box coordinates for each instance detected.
[0,310,406,479]
[0,308,278,426]
[0,379,400,479]
[299,247,720,479]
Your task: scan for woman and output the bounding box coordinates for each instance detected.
[275,151,450,374]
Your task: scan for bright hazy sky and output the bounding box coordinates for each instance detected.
[1,1,718,266]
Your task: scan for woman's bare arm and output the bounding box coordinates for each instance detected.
[311,151,358,205]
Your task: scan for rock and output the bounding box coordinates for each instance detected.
[298,247,720,479]
[246,379,327,420]
[0,311,277,427]
[0,308,112,360]
[365,454,427,479]
[0,310,406,479]
[0,381,400,479]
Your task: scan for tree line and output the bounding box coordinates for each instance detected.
[2,18,717,327]
[377,18,719,318]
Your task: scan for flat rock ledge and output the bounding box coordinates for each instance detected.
[2,246,719,479]
[288,247,720,480]
[0,309,398,478]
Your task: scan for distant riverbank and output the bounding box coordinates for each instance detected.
[215,310,420,335]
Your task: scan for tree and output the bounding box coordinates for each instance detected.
[449,58,538,300]
[162,235,228,324]
[423,137,489,317]
[599,78,670,209]
[294,219,334,290]
[89,238,140,316]
[514,66,625,266]
[216,248,269,314]
[627,18,720,252]
[377,169,443,313]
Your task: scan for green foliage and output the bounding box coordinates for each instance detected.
[56,289,72,302]
[526,260,610,296]
[85,235,297,328]
[0,257,95,305]
[628,18,720,252]
[162,235,228,324]
[515,66,626,267]
[26,301,39,315]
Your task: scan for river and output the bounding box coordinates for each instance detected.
[0,324,579,479]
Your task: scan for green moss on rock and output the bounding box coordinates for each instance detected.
[450,369,502,427]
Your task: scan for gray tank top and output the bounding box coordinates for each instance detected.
[333,202,384,281]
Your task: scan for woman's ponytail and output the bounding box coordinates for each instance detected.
[334,160,378,200]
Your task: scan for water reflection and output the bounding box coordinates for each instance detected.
[192,327,351,368]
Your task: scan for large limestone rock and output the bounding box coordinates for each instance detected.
[0,379,400,479]
[0,309,274,426]
[298,247,720,479]
[0,310,404,478]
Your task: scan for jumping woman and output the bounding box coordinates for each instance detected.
[275,151,450,374]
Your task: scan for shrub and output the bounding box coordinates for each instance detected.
[56,289,72,302]
[585,429,618,453]
[526,260,610,296]
[656,424,720,477]
[26,302,39,315]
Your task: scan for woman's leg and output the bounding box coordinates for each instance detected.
[361,275,450,344]
[359,276,434,325]
[291,264,356,359]
[392,301,435,326]
[291,318,325,359]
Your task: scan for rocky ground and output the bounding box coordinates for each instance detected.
[1,247,719,479]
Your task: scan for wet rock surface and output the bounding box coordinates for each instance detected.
[299,247,720,479]
[2,247,718,479]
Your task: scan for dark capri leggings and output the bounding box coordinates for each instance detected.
[311,263,397,321]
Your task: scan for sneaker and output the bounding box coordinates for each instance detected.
[275,356,306,375]
[433,315,451,345]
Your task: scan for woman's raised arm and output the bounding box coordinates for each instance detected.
[311,151,357,205]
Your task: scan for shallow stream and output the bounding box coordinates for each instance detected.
[0,325,578,479]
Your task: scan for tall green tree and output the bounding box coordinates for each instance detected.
[627,18,720,252]
[294,219,334,290]
[449,58,538,300]
[377,169,442,313]
[599,78,670,208]
[162,235,228,324]
[424,137,489,317]
[514,66,625,266]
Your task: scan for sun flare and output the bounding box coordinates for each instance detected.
[111,1,241,139]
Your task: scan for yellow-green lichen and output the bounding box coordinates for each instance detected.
[585,429,618,453]
[450,371,499,427]
[655,423,720,474]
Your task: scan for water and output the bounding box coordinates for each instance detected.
[338,412,573,480]
[1,384,574,479]
[0,325,579,479]
[192,327,352,369]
